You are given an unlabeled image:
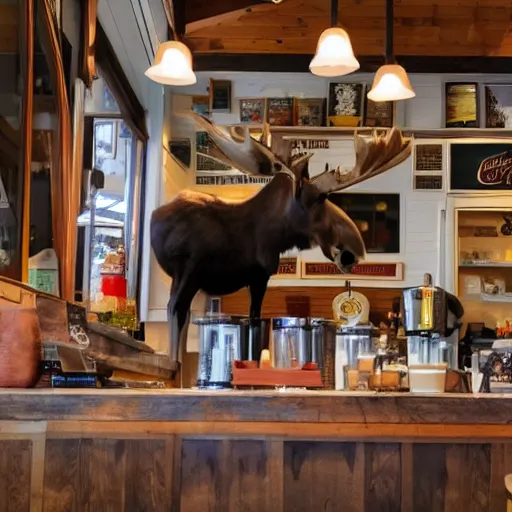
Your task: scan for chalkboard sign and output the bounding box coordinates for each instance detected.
[450,143,512,190]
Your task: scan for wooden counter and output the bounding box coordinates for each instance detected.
[2,390,512,511]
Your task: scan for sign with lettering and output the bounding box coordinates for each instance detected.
[292,140,330,151]
[451,143,512,190]
[301,261,404,281]
[272,257,300,279]
[478,150,512,186]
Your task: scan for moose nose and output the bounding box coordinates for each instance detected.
[334,249,358,274]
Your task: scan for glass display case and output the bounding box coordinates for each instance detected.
[457,209,512,330]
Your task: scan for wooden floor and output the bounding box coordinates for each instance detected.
[1,390,512,511]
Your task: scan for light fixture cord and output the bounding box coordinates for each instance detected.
[331,0,338,27]
[385,0,394,64]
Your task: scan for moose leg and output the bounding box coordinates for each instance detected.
[249,276,269,318]
[168,277,198,375]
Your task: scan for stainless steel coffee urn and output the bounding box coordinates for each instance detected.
[194,314,270,389]
[194,315,243,389]
[402,273,464,369]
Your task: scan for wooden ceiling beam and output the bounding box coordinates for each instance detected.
[194,53,512,74]
[184,1,271,25]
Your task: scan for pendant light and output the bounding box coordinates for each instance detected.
[145,40,197,86]
[367,0,415,102]
[309,0,360,77]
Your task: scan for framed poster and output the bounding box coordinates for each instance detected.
[209,79,232,113]
[445,82,478,128]
[293,98,326,126]
[327,83,365,127]
[364,99,394,127]
[266,97,294,126]
[485,84,512,128]
[450,143,512,190]
[169,138,192,170]
[239,98,266,124]
[192,95,209,116]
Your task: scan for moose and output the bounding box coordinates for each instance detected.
[151,112,412,374]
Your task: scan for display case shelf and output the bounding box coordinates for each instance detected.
[461,294,512,304]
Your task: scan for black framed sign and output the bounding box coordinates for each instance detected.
[450,143,512,190]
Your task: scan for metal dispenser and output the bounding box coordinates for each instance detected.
[402,273,464,368]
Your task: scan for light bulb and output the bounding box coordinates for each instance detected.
[309,27,360,77]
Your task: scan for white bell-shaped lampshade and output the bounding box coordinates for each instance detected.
[309,27,360,77]
[145,41,196,86]
[367,64,415,102]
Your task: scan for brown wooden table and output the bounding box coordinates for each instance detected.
[1,389,512,511]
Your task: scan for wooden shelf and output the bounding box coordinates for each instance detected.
[268,126,512,139]
[460,262,512,268]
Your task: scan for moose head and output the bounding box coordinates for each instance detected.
[151,112,412,374]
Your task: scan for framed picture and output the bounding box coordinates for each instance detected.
[93,120,117,170]
[209,79,232,113]
[169,138,192,170]
[485,84,512,128]
[327,83,365,127]
[192,95,210,116]
[445,82,478,128]
[239,98,266,124]
[266,97,294,126]
[293,98,326,126]
[364,99,394,128]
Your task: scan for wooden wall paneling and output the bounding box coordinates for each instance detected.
[411,444,447,512]
[489,444,512,512]
[124,439,174,511]
[283,442,365,512]
[180,439,272,512]
[43,439,80,512]
[411,444,492,512]
[221,286,401,325]
[0,422,46,512]
[180,439,221,511]
[223,440,270,512]
[78,438,128,510]
[0,440,32,512]
[44,437,176,511]
[364,443,401,512]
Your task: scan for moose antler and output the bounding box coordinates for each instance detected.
[177,110,283,177]
[311,127,412,194]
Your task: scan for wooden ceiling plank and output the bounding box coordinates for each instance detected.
[184,1,271,25]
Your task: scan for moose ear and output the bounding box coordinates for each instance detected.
[316,192,328,203]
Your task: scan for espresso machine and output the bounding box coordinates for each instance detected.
[402,273,464,369]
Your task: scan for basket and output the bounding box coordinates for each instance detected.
[0,305,42,387]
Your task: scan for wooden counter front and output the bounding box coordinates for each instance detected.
[1,390,512,511]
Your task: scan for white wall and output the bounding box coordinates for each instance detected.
[143,70,512,350]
